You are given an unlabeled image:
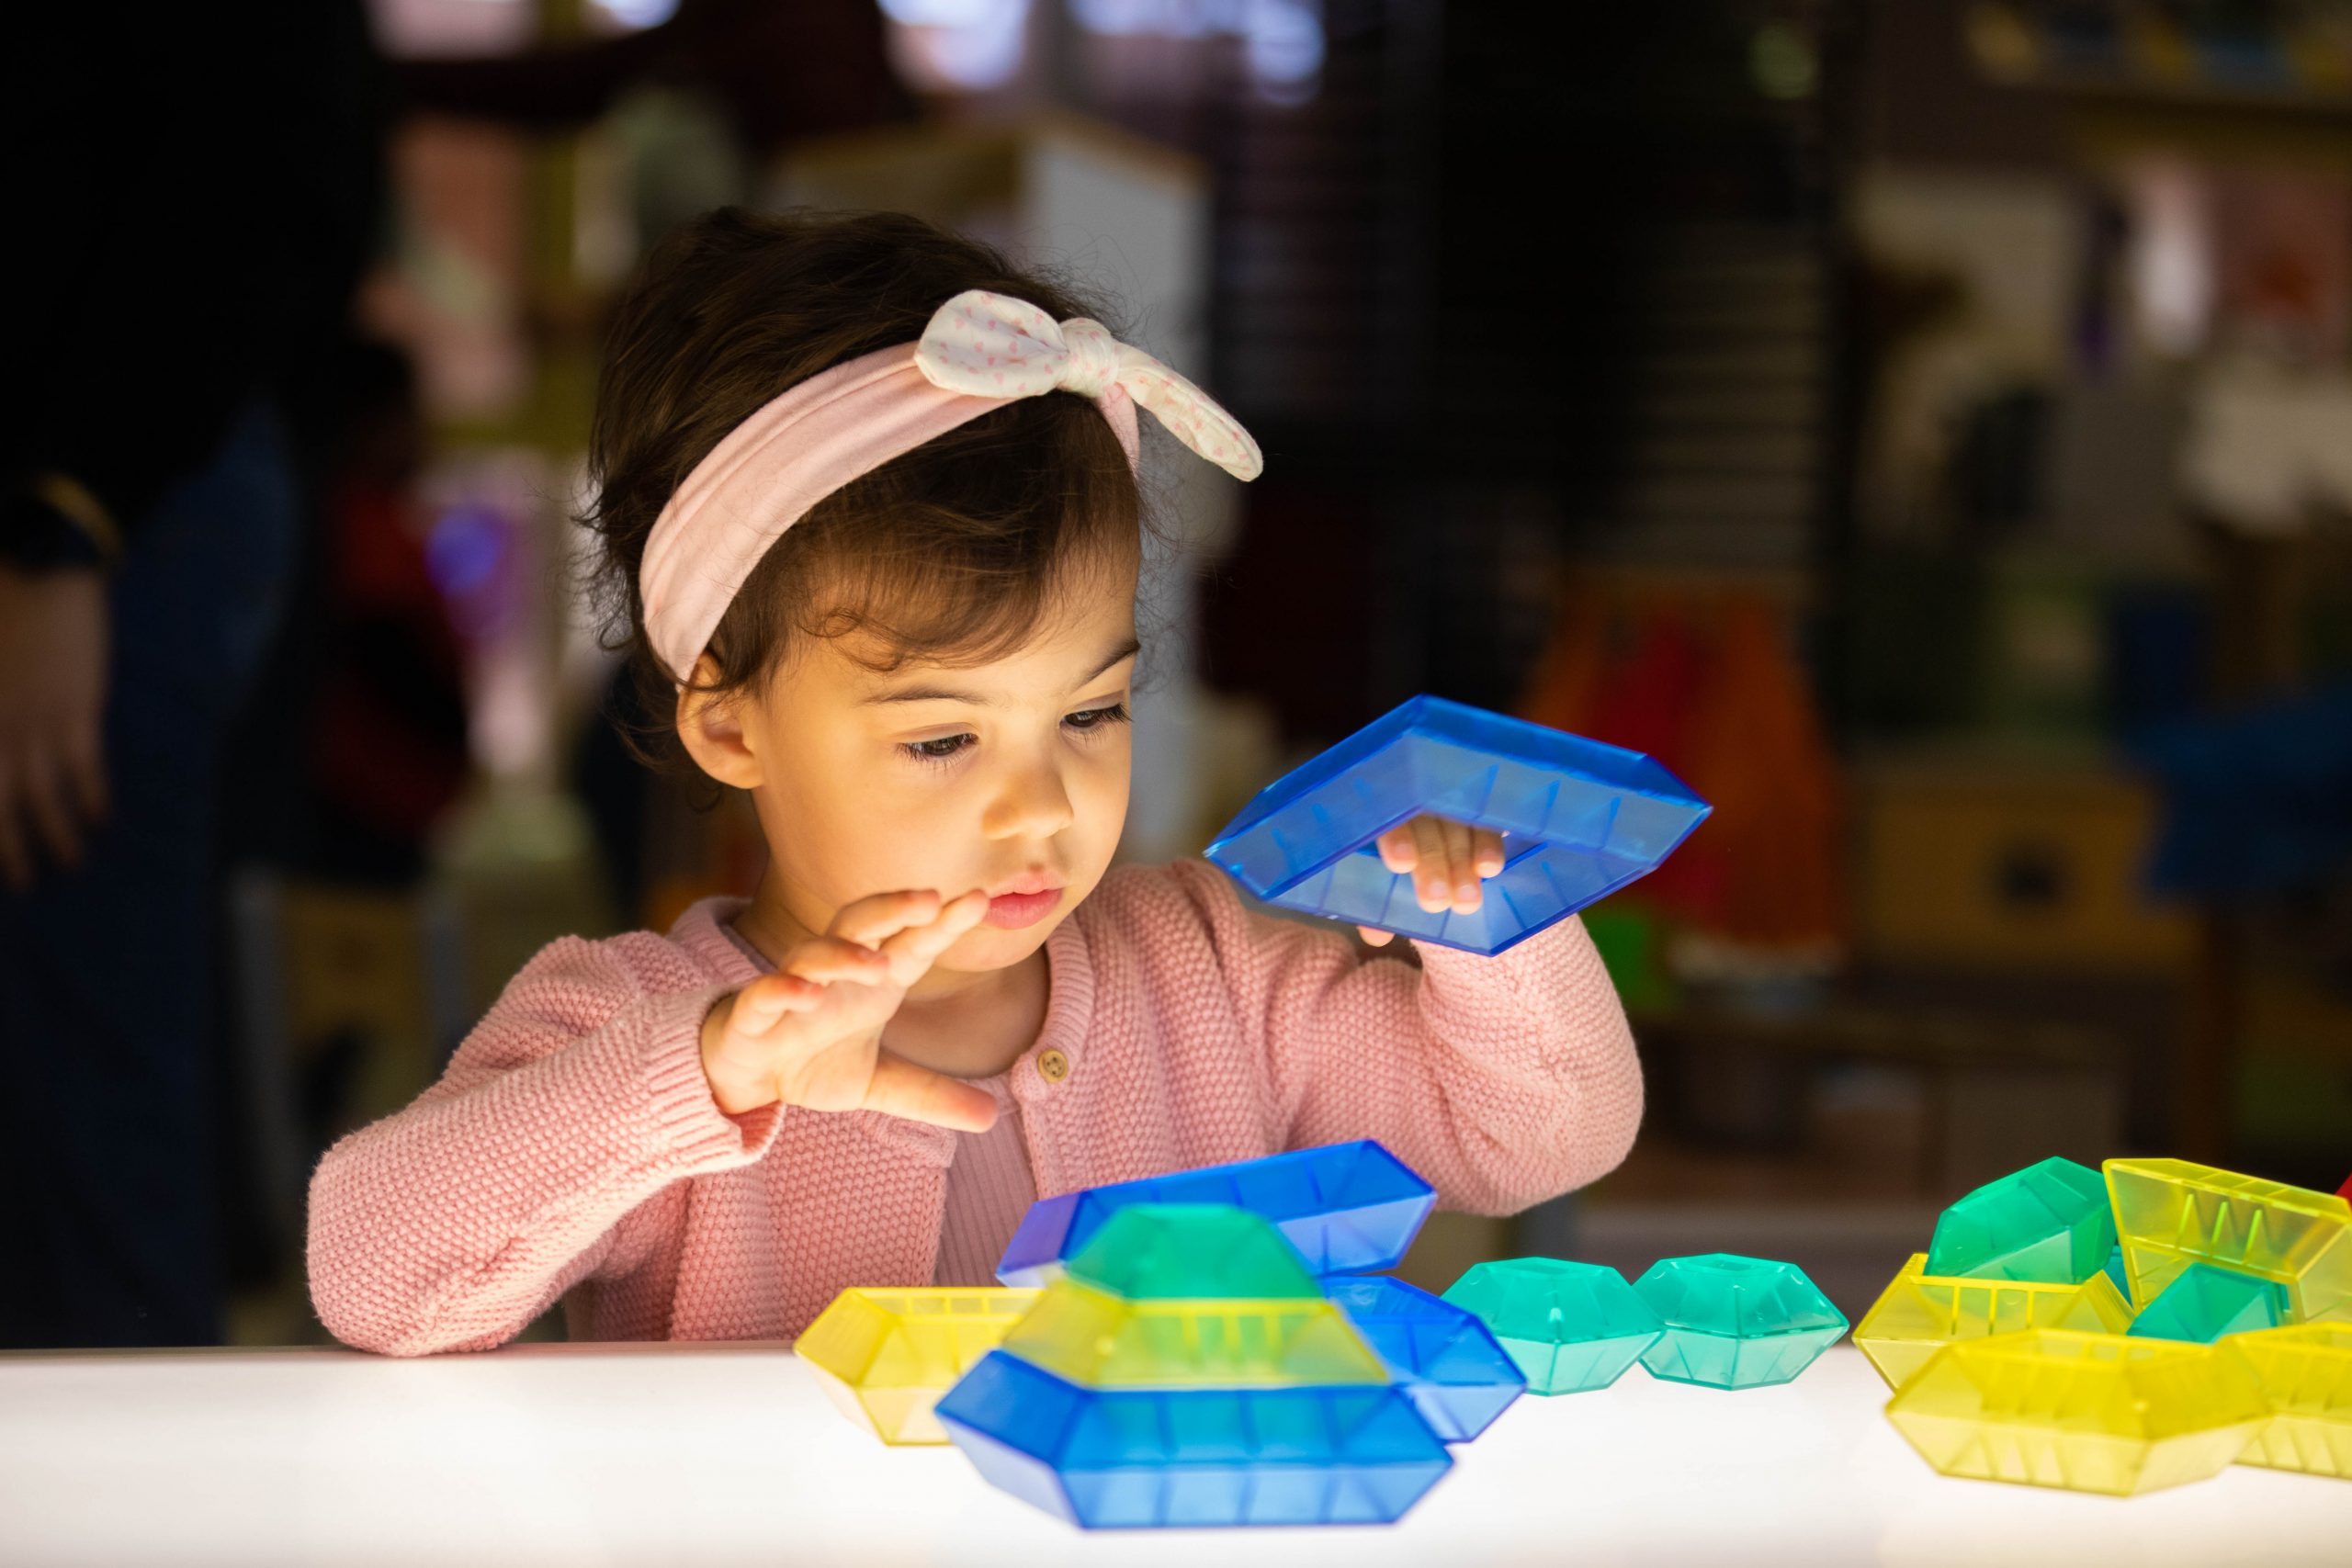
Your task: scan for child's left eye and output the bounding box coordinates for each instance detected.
[1063,702,1130,734]
[902,734,973,762]
[897,703,1130,767]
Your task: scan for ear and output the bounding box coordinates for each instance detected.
[675,656,764,789]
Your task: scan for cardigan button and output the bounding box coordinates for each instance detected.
[1035,1047,1070,1084]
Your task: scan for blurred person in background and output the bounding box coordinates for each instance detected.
[391,0,921,926]
[0,5,388,1348]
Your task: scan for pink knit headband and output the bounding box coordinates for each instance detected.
[639,288,1264,683]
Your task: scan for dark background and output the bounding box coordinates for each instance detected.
[8,0,2351,1346]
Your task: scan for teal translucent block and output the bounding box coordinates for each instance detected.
[2103,1243,2132,1303]
[1632,1255,1849,1390]
[1439,1258,1663,1394]
[1925,1156,2117,1285]
[1064,1206,1323,1302]
[998,1141,1434,1288]
[1203,694,1711,955]
[2127,1263,2290,1343]
[934,1351,1453,1529]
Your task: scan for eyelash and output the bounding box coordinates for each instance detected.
[899,703,1132,767]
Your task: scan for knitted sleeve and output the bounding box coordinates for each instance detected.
[1167,858,1643,1216]
[304,932,783,1356]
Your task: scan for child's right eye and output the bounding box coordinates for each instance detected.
[901,734,974,765]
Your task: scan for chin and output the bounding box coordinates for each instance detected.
[948,897,1078,966]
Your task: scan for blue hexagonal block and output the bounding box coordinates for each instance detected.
[1322,1274,1526,1442]
[934,1351,1453,1529]
[997,1141,1436,1288]
[1203,694,1711,955]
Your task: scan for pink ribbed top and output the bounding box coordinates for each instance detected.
[305,858,1643,1355]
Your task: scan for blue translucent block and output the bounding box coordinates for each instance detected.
[2127,1262,2290,1343]
[1322,1275,1527,1442]
[934,1351,1453,1529]
[1633,1254,1849,1390]
[1202,694,1712,956]
[997,1141,1436,1288]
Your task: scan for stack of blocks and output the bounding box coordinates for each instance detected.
[1857,1154,2352,1495]
[937,1141,1523,1528]
[797,1139,1858,1529]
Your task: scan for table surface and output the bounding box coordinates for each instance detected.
[2,1342,2342,1567]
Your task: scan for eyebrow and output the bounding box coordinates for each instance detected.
[858,637,1142,707]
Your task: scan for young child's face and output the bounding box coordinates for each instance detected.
[706,548,1138,979]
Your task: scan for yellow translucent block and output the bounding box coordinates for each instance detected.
[1885,1328,2270,1496]
[2233,1322,2352,1478]
[795,1287,1040,1445]
[1856,1253,2135,1389]
[998,1278,1391,1389]
[2106,1157,2352,1321]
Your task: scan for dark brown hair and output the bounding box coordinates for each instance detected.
[581,207,1150,769]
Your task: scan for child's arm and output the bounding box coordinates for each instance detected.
[305,932,778,1357]
[1172,857,1644,1217]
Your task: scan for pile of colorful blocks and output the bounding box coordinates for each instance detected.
[1856,1155,2352,1496]
[797,1140,1850,1529]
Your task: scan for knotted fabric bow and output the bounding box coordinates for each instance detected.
[639,288,1261,684]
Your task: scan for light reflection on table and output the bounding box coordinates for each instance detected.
[0,1342,2342,1566]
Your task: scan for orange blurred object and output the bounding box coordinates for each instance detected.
[1516,578,1842,953]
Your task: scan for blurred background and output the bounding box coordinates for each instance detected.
[8,0,2351,1348]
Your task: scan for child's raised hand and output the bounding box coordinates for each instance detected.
[697,886,998,1131]
[1357,815,1507,947]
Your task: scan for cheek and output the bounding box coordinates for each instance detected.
[1080,734,1134,814]
[761,745,944,878]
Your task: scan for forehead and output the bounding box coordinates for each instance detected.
[791,570,1139,706]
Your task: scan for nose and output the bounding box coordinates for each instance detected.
[981,746,1076,841]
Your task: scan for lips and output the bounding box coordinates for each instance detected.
[989,871,1065,898]
[983,886,1064,930]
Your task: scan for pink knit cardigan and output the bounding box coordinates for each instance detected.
[306,858,1643,1356]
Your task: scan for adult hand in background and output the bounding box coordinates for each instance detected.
[0,565,109,890]
[1358,814,1507,947]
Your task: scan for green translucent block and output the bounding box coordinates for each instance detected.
[2102,1243,2131,1303]
[2233,1322,2352,1478]
[1631,1255,1848,1390]
[1065,1204,1322,1302]
[2106,1158,2352,1320]
[999,1278,1390,1389]
[1924,1156,2115,1285]
[1885,1328,2271,1496]
[2128,1263,2289,1344]
[1854,1253,2135,1390]
[1439,1258,1662,1394]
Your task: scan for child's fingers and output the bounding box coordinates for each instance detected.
[780,935,893,987]
[879,888,989,973]
[863,1052,1000,1134]
[1356,924,1396,946]
[1375,822,1418,874]
[827,887,945,948]
[1440,817,1480,909]
[1473,827,1505,877]
[1409,815,1452,910]
[729,973,821,1034]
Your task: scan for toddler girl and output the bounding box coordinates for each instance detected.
[306,209,1642,1355]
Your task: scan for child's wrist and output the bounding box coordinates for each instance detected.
[698,992,778,1114]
